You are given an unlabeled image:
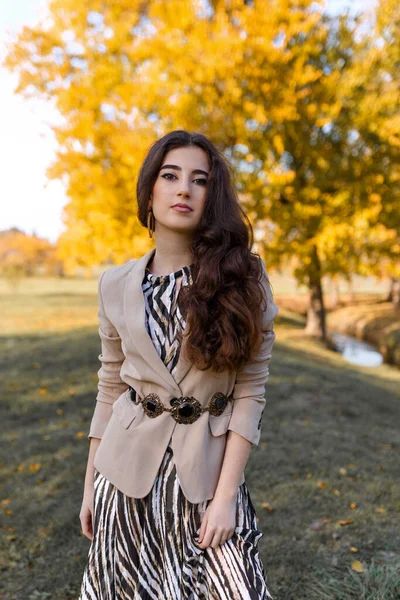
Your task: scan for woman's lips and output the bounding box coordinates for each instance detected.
[171,205,193,213]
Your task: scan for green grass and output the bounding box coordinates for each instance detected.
[307,559,400,599]
[1,277,400,599]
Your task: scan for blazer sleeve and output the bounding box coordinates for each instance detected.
[227,259,279,446]
[88,270,129,440]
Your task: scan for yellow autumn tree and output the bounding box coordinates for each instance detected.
[316,0,400,308]
[4,0,398,334]
[0,228,60,281]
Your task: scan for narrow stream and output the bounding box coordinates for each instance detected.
[331,332,383,367]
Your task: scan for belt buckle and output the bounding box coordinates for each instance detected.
[142,392,164,418]
[208,392,229,416]
[170,396,202,424]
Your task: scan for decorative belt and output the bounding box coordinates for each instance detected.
[128,387,233,424]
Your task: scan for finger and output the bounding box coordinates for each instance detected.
[219,532,231,546]
[82,514,93,540]
[210,530,223,549]
[198,528,215,549]
[218,534,227,547]
[221,529,235,544]
[197,514,208,543]
[88,511,94,538]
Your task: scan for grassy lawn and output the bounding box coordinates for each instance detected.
[1,277,399,599]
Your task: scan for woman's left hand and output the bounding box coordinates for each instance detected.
[196,493,237,549]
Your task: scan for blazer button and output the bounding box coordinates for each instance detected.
[170,397,179,407]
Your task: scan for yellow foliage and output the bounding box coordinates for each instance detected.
[2,0,398,287]
[272,135,284,156]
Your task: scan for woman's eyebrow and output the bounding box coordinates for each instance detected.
[160,164,209,177]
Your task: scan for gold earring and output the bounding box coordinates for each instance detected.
[147,202,155,238]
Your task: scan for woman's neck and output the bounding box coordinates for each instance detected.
[147,240,194,277]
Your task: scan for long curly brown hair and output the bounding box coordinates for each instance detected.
[137,130,272,373]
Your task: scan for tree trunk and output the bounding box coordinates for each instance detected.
[347,278,354,303]
[392,279,400,310]
[330,277,340,309]
[385,277,394,302]
[305,245,326,340]
[386,277,400,309]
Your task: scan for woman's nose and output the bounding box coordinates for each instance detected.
[177,188,190,198]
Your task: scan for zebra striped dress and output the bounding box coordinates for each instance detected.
[79,260,273,600]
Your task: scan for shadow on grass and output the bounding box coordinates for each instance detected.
[274,313,305,329]
[1,328,399,599]
[1,327,100,599]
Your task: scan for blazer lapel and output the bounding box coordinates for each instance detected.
[123,247,193,395]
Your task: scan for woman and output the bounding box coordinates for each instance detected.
[79,130,279,599]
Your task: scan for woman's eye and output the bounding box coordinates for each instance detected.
[161,173,207,185]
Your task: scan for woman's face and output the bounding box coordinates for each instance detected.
[151,146,209,234]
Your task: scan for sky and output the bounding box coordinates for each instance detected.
[0,0,378,243]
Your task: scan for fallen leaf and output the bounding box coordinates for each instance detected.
[261,502,274,512]
[76,431,85,438]
[339,519,353,526]
[349,546,358,552]
[375,507,385,514]
[333,489,341,496]
[351,560,364,573]
[309,518,332,531]
[317,481,327,489]
[29,463,41,474]
[349,502,357,509]
[338,468,347,476]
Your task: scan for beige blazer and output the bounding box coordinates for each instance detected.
[89,247,279,503]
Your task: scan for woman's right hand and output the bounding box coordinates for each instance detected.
[80,486,94,541]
